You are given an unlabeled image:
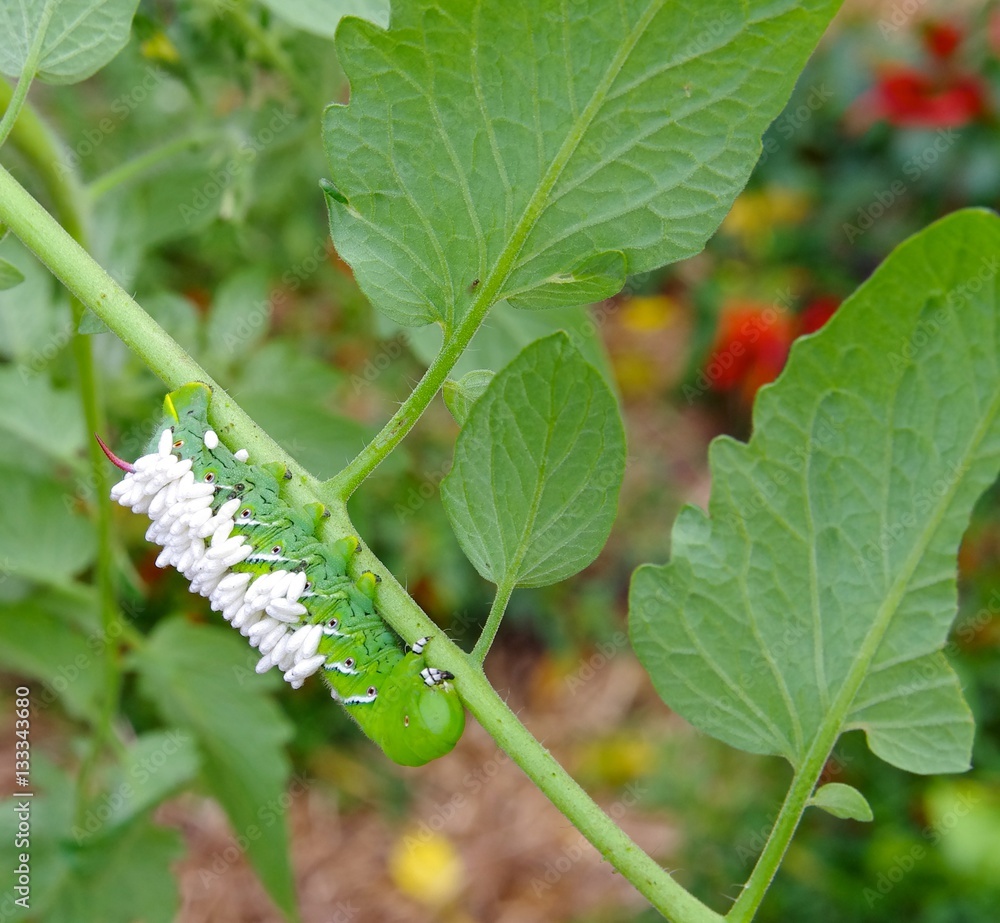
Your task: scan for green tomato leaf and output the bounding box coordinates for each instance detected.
[203,267,272,362]
[0,757,181,923]
[258,0,389,37]
[50,817,182,923]
[0,367,85,466]
[442,332,625,588]
[630,209,1000,776]
[809,783,873,822]
[0,464,95,583]
[0,601,103,722]
[90,731,202,834]
[0,257,24,290]
[443,369,494,426]
[323,0,840,326]
[0,0,141,85]
[76,308,111,335]
[135,619,298,920]
[0,757,76,921]
[0,237,70,364]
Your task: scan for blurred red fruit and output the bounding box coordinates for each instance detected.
[703,296,839,407]
[868,67,987,129]
[922,20,963,60]
[798,295,839,335]
[704,301,795,403]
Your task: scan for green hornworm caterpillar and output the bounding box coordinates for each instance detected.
[102,383,464,766]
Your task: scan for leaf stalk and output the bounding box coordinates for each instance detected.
[0,0,55,149]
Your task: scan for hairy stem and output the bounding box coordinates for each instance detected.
[726,762,820,922]
[0,162,723,923]
[324,312,490,500]
[472,575,516,662]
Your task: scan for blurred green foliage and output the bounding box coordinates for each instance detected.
[0,2,998,922]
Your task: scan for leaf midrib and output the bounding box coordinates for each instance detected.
[803,372,1000,766]
[456,0,667,329]
[492,359,561,587]
[511,376,604,584]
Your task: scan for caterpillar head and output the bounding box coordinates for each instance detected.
[358,656,465,767]
[164,382,212,428]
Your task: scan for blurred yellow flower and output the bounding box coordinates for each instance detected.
[390,830,464,905]
[141,32,180,64]
[722,188,811,245]
[530,651,583,703]
[611,352,658,398]
[304,745,382,801]
[621,294,677,332]
[577,732,656,787]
